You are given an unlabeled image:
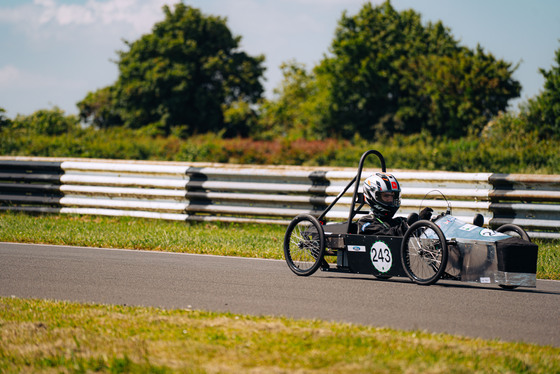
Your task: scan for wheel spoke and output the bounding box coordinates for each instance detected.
[289,223,317,269]
[407,238,438,280]
[401,221,448,285]
[284,214,325,276]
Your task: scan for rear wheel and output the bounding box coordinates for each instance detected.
[496,224,531,290]
[401,220,448,285]
[283,214,325,276]
[496,224,531,242]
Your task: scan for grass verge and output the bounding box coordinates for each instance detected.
[0,212,285,259]
[1,297,559,373]
[0,211,558,280]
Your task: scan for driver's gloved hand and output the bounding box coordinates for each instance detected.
[419,207,433,221]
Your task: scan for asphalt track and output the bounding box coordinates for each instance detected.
[1,242,559,347]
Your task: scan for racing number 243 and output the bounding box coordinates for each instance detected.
[371,241,393,273]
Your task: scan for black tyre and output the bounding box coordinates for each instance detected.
[373,274,392,280]
[496,224,530,290]
[401,220,448,285]
[496,224,531,242]
[499,284,518,290]
[283,214,325,276]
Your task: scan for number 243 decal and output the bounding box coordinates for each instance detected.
[370,241,392,273]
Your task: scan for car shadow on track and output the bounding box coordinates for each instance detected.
[314,273,560,295]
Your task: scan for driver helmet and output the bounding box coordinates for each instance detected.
[363,173,401,219]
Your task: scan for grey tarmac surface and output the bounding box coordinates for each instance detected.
[1,242,559,347]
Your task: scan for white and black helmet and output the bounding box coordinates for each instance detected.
[363,173,401,218]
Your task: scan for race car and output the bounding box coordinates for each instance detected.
[283,150,538,289]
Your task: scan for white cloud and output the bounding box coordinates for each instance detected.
[2,0,175,38]
[42,2,96,26]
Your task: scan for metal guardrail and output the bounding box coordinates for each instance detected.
[1,157,559,239]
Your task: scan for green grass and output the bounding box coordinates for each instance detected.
[0,211,558,280]
[1,297,559,373]
[0,212,285,259]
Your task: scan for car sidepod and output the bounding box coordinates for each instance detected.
[434,216,538,288]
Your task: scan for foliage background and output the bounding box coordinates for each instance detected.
[1,114,558,174]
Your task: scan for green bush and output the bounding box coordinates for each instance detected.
[12,107,80,136]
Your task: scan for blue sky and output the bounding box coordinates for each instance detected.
[1,0,559,118]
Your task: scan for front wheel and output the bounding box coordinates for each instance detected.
[401,220,448,285]
[283,214,325,276]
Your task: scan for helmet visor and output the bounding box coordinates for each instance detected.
[376,191,400,207]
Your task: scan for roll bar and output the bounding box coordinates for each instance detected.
[317,150,386,233]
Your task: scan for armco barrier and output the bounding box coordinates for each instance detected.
[1,157,559,239]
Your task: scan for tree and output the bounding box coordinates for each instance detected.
[78,3,265,137]
[523,43,560,138]
[395,46,521,137]
[306,1,520,138]
[77,87,120,129]
[257,61,330,140]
